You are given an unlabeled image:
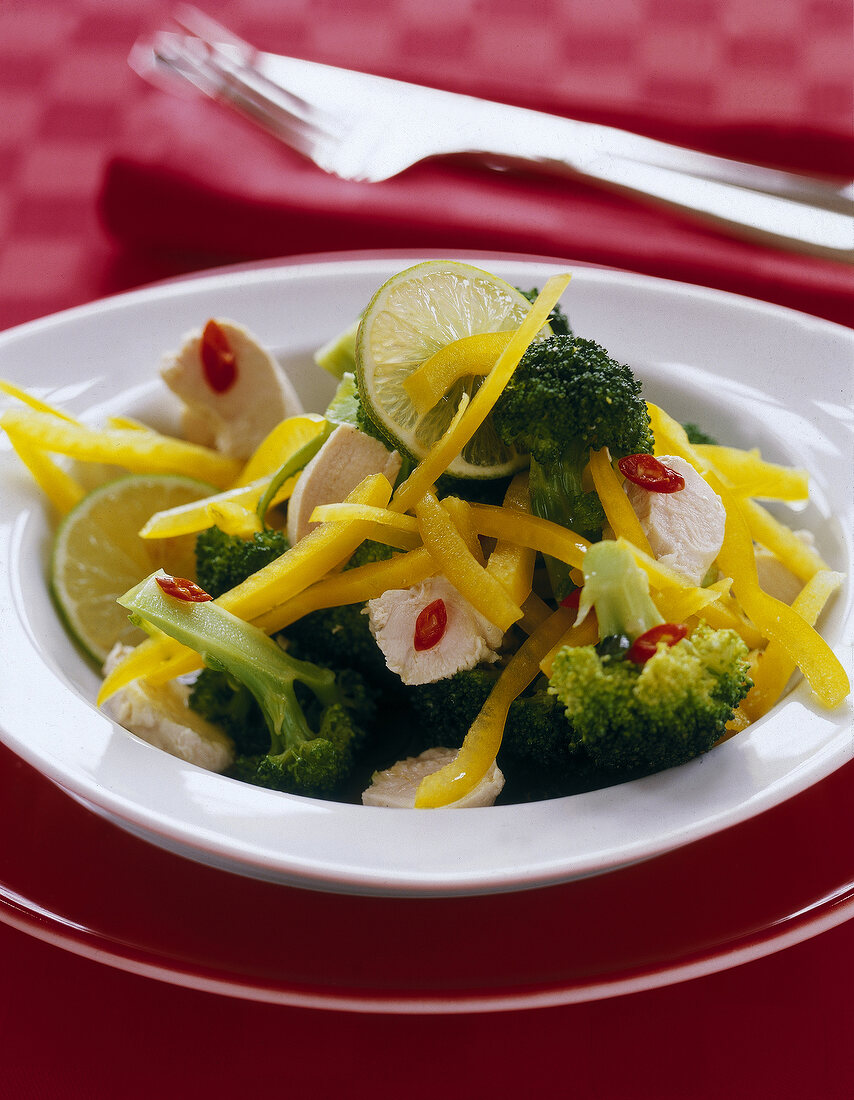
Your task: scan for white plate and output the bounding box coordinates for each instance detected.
[0,252,851,897]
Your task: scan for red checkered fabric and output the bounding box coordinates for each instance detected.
[1,0,852,332]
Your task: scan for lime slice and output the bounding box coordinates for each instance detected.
[314,317,360,379]
[355,261,549,479]
[51,473,216,665]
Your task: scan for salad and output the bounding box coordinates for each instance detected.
[0,261,848,810]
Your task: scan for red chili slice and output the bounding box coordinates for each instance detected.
[627,622,688,664]
[560,588,582,611]
[200,319,238,393]
[618,453,685,493]
[413,598,448,652]
[155,575,213,603]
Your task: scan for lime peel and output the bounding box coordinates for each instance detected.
[391,273,571,512]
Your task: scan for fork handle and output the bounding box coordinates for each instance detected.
[429,97,851,262]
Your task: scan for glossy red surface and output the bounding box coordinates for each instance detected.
[2,737,854,1011]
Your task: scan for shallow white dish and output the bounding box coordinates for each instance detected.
[0,252,851,897]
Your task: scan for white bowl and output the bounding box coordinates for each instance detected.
[0,252,851,897]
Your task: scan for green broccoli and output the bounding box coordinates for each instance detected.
[682,422,719,446]
[492,335,654,597]
[281,539,399,684]
[406,667,573,767]
[188,669,269,756]
[548,540,752,772]
[118,572,373,798]
[195,525,288,599]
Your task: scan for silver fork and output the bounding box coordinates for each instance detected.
[132,5,854,263]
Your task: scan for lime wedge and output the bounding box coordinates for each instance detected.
[355,261,550,479]
[51,473,216,664]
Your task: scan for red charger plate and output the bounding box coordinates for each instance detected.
[2,738,853,1013]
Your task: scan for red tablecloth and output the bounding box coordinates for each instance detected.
[1,1,852,1096]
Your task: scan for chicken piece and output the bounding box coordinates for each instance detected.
[366,575,504,686]
[160,319,303,460]
[755,530,817,604]
[624,455,726,585]
[286,422,402,544]
[362,747,504,808]
[101,644,234,772]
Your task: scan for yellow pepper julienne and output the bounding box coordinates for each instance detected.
[692,444,809,501]
[232,414,328,487]
[737,569,846,723]
[98,473,394,703]
[402,331,515,414]
[1,408,242,489]
[467,505,590,572]
[706,470,849,709]
[0,379,80,423]
[415,605,578,808]
[587,446,653,556]
[390,273,572,513]
[413,489,522,632]
[484,473,537,608]
[144,546,441,687]
[3,427,85,515]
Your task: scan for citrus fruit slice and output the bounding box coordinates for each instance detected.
[355,261,551,479]
[51,473,216,665]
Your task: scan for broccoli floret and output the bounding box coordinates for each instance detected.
[682,422,719,446]
[119,573,373,798]
[548,540,752,772]
[188,668,269,756]
[492,335,654,598]
[195,525,288,599]
[282,540,397,683]
[407,667,575,769]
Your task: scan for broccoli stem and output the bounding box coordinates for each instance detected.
[580,540,664,641]
[528,440,604,598]
[118,572,341,756]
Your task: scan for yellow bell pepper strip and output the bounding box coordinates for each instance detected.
[517,590,554,636]
[253,546,438,636]
[738,496,829,584]
[391,274,572,513]
[647,403,707,467]
[0,379,79,423]
[3,427,85,514]
[737,570,846,723]
[415,605,577,807]
[467,505,590,572]
[107,416,156,432]
[539,613,600,678]
[706,470,849,709]
[307,502,421,551]
[1,408,241,489]
[233,414,328,487]
[143,545,441,688]
[690,585,766,650]
[97,628,182,703]
[440,495,485,565]
[653,403,827,583]
[98,473,394,703]
[140,477,274,539]
[484,474,537,607]
[587,446,654,556]
[205,501,264,538]
[693,445,809,501]
[650,579,723,626]
[414,489,523,632]
[142,425,335,540]
[403,331,515,414]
